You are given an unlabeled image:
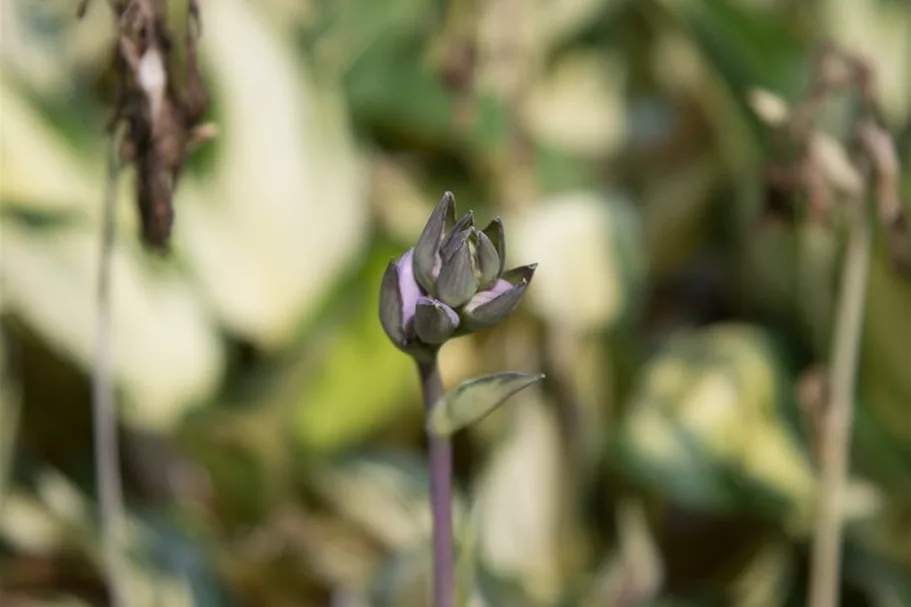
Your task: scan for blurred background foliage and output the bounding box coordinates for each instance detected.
[1,0,910,605]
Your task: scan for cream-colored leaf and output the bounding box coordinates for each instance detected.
[0,0,113,97]
[748,88,791,127]
[4,0,368,350]
[626,324,817,521]
[810,131,864,197]
[0,81,144,240]
[730,541,792,607]
[0,491,65,554]
[0,82,101,214]
[477,394,563,602]
[182,0,368,347]
[524,53,628,157]
[625,405,692,467]
[508,191,640,332]
[841,477,884,522]
[476,0,617,96]
[4,468,200,607]
[582,500,663,606]
[309,455,463,551]
[743,424,816,531]
[822,0,911,126]
[1,222,224,431]
[676,370,747,455]
[35,469,90,527]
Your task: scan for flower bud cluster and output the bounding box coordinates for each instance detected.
[380,192,536,356]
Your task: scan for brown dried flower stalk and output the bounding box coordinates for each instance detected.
[80,0,214,251]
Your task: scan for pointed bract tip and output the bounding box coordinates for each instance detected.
[436,237,480,308]
[414,297,460,344]
[435,191,457,221]
[461,278,529,330]
[501,263,537,285]
[475,229,501,288]
[415,194,457,293]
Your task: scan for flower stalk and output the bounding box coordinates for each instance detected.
[807,201,871,607]
[418,356,455,607]
[379,191,539,606]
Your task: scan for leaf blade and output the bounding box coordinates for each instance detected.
[428,372,544,436]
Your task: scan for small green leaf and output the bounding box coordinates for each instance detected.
[428,372,544,436]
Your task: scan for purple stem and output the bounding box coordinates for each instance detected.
[417,357,454,607]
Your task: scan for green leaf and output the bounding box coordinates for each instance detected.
[428,372,544,436]
[294,245,418,452]
[611,324,816,523]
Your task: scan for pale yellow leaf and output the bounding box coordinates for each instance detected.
[181,0,368,347]
[524,53,628,157]
[1,222,224,431]
[477,394,563,602]
[508,191,641,332]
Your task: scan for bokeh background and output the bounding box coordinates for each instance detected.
[1,0,910,605]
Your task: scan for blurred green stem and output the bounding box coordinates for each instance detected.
[807,202,871,607]
[93,133,130,607]
[417,356,454,607]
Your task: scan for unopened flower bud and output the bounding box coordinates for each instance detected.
[462,264,537,330]
[480,218,505,277]
[414,192,456,294]
[415,296,461,344]
[379,191,536,355]
[437,236,480,308]
[379,248,423,350]
[474,228,501,288]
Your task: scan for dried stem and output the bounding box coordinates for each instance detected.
[93,134,131,607]
[417,356,454,607]
[807,199,871,607]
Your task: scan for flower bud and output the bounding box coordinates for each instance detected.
[379,192,537,355]
[474,228,501,289]
[379,248,422,349]
[481,218,505,277]
[462,264,536,330]
[440,212,474,264]
[436,235,479,307]
[414,296,461,344]
[414,192,456,294]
